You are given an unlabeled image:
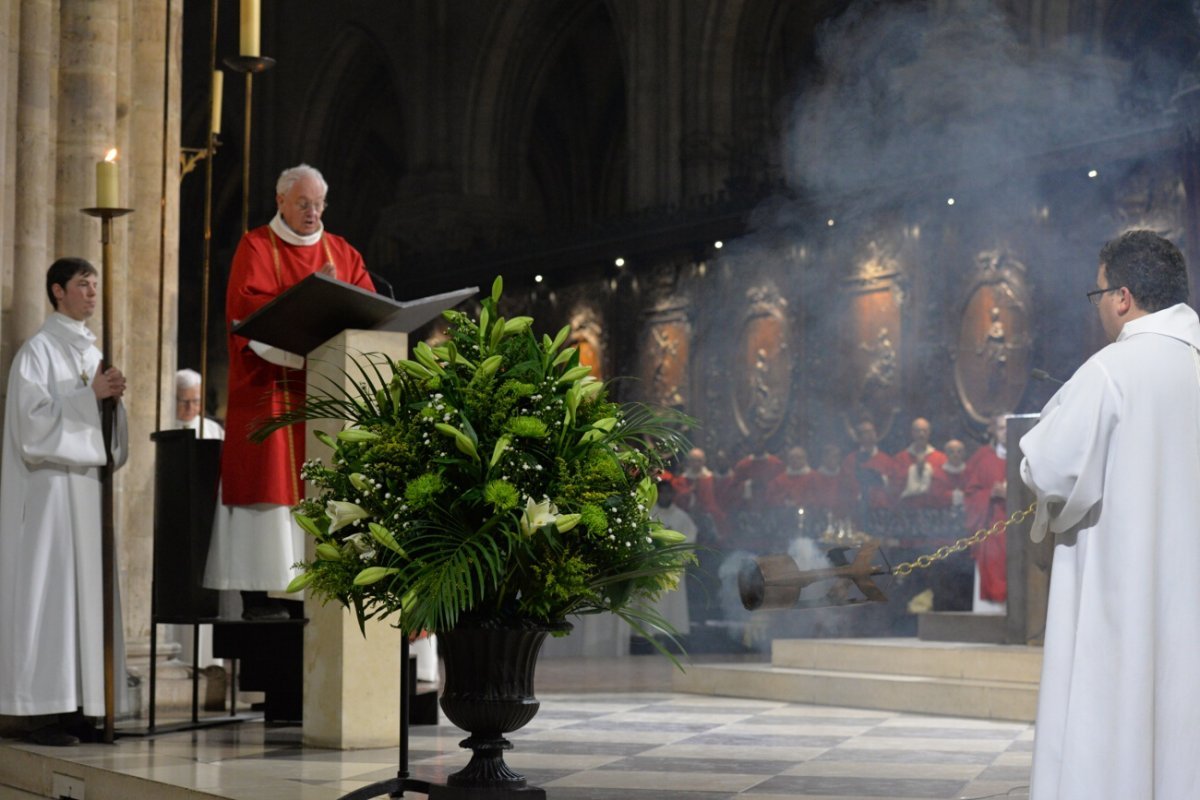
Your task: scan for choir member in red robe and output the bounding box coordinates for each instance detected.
[931,438,970,508]
[964,415,1008,611]
[809,443,854,519]
[893,417,947,508]
[205,164,375,619]
[671,447,728,538]
[730,446,784,507]
[765,446,817,509]
[843,420,894,517]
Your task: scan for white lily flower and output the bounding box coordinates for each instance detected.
[326,500,370,533]
[519,497,559,537]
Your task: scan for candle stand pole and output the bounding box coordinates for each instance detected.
[80,205,134,744]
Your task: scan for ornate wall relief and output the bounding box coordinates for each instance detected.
[953,249,1032,424]
[840,241,904,439]
[732,284,791,444]
[637,282,692,410]
[567,304,605,382]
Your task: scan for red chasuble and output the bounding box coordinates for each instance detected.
[221,226,374,506]
[964,444,1007,601]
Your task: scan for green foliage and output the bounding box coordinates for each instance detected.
[263,275,695,643]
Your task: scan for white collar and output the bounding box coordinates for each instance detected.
[43,311,97,354]
[943,461,966,475]
[786,466,812,476]
[269,211,324,247]
[818,466,840,477]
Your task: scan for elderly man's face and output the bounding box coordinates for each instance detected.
[277,175,326,236]
[786,447,809,471]
[911,418,931,448]
[945,440,966,467]
[855,422,877,450]
[177,385,201,423]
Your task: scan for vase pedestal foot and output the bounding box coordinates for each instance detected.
[428,785,545,800]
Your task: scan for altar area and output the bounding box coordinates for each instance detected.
[0,649,1035,800]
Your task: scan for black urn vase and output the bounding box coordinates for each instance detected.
[431,618,570,799]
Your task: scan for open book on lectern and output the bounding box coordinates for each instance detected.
[231,272,478,356]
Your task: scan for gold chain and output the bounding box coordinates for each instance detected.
[892,500,1037,577]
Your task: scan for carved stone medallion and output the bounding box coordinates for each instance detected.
[953,249,1032,424]
[732,285,791,443]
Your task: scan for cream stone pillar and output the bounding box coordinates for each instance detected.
[119,0,180,649]
[613,0,686,208]
[56,0,119,265]
[11,0,54,347]
[116,0,182,704]
[303,329,404,749]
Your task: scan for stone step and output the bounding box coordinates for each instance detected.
[674,637,1042,722]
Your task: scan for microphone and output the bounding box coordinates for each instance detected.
[368,270,396,300]
[1031,368,1063,385]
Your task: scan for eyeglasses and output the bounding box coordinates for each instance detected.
[1086,287,1120,306]
[293,199,326,213]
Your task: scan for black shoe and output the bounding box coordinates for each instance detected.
[242,603,291,621]
[26,726,79,747]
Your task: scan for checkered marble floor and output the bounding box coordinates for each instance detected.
[4,689,1033,799]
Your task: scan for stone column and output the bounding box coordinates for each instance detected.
[115,0,183,709]
[56,0,119,266]
[614,0,685,208]
[11,0,54,347]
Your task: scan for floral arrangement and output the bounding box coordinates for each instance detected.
[269,277,694,644]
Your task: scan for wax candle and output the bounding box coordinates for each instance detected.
[96,149,118,208]
[211,70,224,135]
[240,0,260,57]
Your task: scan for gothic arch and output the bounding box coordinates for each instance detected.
[293,24,407,263]
[463,1,629,227]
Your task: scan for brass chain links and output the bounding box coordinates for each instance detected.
[891,500,1038,577]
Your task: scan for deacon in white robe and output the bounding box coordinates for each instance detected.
[0,259,129,722]
[1019,230,1200,800]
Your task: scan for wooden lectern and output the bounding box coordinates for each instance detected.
[233,275,476,749]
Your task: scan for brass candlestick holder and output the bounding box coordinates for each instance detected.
[80,205,134,745]
[222,54,275,235]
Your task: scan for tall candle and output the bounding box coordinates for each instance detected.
[240,0,260,57]
[211,70,224,135]
[96,149,118,208]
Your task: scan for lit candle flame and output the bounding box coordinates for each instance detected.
[104,148,118,163]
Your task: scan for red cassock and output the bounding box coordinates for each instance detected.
[728,453,784,509]
[671,471,728,535]
[964,445,1007,601]
[764,471,818,509]
[806,469,854,517]
[891,447,948,508]
[221,226,374,506]
[931,463,970,507]
[842,449,895,510]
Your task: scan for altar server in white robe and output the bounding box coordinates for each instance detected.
[1019,229,1200,800]
[0,258,129,743]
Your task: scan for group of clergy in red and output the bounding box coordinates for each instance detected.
[669,415,1010,607]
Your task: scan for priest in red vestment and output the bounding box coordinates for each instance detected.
[931,438,970,508]
[205,164,375,619]
[671,447,728,538]
[764,446,817,509]
[843,420,894,518]
[892,417,947,508]
[964,415,1008,612]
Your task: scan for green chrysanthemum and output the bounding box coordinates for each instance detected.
[579,503,608,536]
[404,472,445,509]
[483,479,520,511]
[507,415,549,438]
